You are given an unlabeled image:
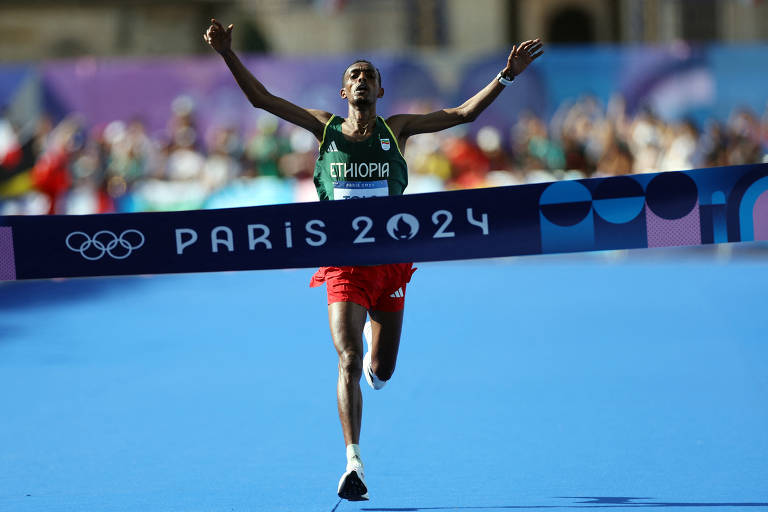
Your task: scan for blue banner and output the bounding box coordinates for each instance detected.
[2,163,767,281]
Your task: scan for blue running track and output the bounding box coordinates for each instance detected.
[1,251,767,511]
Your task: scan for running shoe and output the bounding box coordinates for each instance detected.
[337,459,369,501]
[363,321,386,390]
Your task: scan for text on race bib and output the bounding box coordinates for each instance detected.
[333,180,389,200]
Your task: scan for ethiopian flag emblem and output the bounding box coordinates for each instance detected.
[380,138,391,151]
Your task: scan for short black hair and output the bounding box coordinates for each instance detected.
[342,59,382,86]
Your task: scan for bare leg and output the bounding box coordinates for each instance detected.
[367,309,404,382]
[331,304,404,502]
[328,301,368,446]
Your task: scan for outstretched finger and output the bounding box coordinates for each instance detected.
[520,39,538,53]
[520,44,541,60]
[227,24,234,33]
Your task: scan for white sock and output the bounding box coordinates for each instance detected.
[346,444,362,465]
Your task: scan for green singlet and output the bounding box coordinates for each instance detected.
[313,115,408,201]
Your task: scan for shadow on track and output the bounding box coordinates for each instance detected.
[0,276,150,311]
[361,496,768,510]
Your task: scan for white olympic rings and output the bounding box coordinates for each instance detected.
[65,230,145,260]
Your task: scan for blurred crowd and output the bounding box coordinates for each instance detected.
[1,94,767,215]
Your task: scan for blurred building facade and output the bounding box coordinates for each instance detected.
[2,0,768,62]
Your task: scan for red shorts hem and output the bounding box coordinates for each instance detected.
[310,263,416,311]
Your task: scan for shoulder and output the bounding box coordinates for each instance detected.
[308,110,336,125]
[379,116,409,158]
[317,113,340,144]
[383,114,412,138]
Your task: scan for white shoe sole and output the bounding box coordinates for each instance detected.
[337,467,369,501]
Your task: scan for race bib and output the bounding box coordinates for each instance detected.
[333,180,389,200]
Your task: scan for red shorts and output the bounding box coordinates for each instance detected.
[310,263,416,312]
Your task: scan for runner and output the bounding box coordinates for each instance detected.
[204,19,543,501]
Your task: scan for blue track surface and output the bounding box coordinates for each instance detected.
[1,255,767,511]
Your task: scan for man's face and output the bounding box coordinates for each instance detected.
[341,62,383,106]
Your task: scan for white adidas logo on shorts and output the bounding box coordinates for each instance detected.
[389,287,404,298]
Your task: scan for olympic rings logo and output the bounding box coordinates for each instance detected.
[65,230,145,261]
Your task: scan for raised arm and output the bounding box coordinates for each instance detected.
[204,19,331,140]
[385,39,543,146]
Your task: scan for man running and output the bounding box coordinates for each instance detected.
[204,19,542,501]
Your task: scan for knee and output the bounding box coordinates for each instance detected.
[338,350,363,377]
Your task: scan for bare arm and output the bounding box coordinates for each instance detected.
[204,19,331,140]
[386,39,543,145]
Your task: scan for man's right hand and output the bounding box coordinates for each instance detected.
[203,18,233,54]
[202,17,330,140]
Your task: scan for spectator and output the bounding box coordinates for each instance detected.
[3,98,767,215]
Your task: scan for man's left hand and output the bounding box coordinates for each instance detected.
[503,39,544,79]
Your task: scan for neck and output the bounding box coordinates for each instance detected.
[347,105,378,135]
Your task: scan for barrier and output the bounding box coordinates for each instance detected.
[1,163,766,281]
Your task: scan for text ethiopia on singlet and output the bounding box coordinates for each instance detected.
[329,162,390,179]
